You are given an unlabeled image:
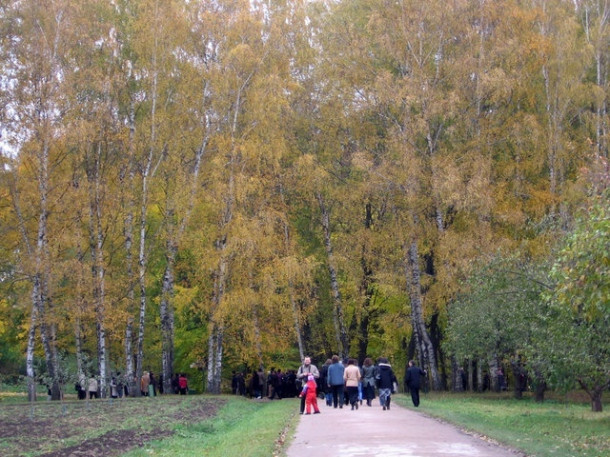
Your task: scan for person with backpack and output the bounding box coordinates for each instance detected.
[376,357,397,410]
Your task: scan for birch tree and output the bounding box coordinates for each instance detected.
[1,0,74,400]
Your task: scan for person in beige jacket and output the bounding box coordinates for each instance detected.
[343,358,361,410]
[140,371,150,396]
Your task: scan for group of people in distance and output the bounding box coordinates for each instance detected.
[74,371,190,399]
[233,355,426,414]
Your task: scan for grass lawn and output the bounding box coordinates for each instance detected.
[393,392,610,457]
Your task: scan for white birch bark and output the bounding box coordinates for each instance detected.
[207,231,229,394]
[122,98,137,395]
[317,192,349,359]
[582,0,609,158]
[135,33,165,389]
[406,239,442,390]
[74,221,87,387]
[207,247,228,394]
[206,76,250,393]
[8,177,39,401]
[35,141,61,400]
[26,297,38,402]
[86,141,108,397]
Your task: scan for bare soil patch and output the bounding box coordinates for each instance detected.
[0,396,224,457]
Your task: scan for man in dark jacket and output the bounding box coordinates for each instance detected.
[376,357,397,410]
[405,360,426,407]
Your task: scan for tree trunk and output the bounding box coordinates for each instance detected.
[476,360,483,393]
[592,393,603,412]
[206,325,224,394]
[135,171,150,396]
[317,192,349,359]
[9,178,39,401]
[289,286,305,362]
[582,4,608,160]
[135,26,165,393]
[489,357,499,392]
[160,242,176,394]
[533,365,547,402]
[35,142,60,401]
[207,237,230,394]
[74,223,88,389]
[280,187,304,361]
[405,239,442,390]
[122,98,137,397]
[510,358,527,399]
[467,359,474,392]
[357,202,374,364]
[451,357,464,392]
[26,298,38,402]
[87,142,108,398]
[134,140,164,395]
[578,379,605,412]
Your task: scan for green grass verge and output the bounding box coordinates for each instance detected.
[393,392,610,457]
[122,396,299,457]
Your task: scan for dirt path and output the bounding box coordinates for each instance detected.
[286,398,525,457]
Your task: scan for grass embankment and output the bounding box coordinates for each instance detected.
[393,392,610,457]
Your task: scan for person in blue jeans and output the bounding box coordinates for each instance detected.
[376,357,397,410]
[326,355,345,408]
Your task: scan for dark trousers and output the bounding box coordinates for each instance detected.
[269,385,282,399]
[346,386,359,406]
[330,384,344,408]
[410,387,420,407]
[364,384,375,403]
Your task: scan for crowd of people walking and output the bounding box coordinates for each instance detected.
[73,355,427,409]
[233,356,427,412]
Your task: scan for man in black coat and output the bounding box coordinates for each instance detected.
[405,360,426,407]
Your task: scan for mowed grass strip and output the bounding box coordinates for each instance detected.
[121,396,298,457]
[393,392,610,457]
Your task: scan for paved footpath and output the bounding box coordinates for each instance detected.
[286,398,525,457]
